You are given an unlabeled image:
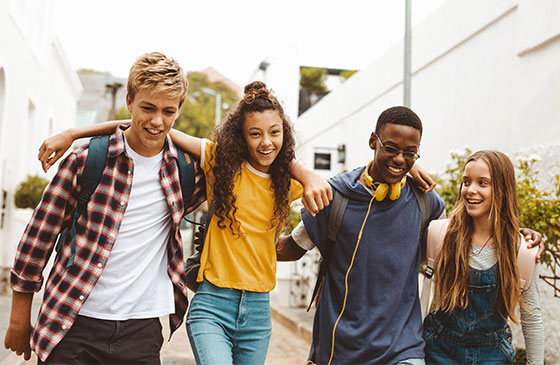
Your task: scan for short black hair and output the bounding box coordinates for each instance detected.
[375,106,422,136]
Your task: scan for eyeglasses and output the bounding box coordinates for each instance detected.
[376,135,420,161]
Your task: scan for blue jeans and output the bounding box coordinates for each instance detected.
[186,280,271,365]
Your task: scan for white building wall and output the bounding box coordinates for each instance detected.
[294,0,560,361]
[296,0,560,173]
[0,0,82,289]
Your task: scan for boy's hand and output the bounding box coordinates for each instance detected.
[38,129,75,172]
[520,228,545,262]
[4,322,33,360]
[301,174,332,216]
[409,163,436,192]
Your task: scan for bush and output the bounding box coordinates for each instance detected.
[14,175,49,209]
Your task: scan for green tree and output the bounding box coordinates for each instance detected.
[14,175,49,209]
[300,67,328,95]
[110,106,131,120]
[174,72,240,138]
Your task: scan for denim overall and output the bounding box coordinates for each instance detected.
[423,263,515,364]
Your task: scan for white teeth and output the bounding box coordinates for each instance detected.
[467,199,482,204]
[388,166,403,173]
[146,128,161,135]
[259,150,273,155]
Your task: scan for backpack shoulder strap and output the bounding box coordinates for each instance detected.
[58,135,109,268]
[327,190,349,243]
[517,236,538,291]
[307,189,348,311]
[175,146,196,216]
[78,135,109,207]
[407,175,431,264]
[420,218,448,319]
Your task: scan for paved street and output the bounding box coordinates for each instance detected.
[0,293,311,365]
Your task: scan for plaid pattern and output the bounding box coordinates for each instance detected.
[10,127,205,362]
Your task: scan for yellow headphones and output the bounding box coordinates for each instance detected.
[363,160,406,201]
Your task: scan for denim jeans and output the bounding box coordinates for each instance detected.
[186,280,271,365]
[423,264,515,364]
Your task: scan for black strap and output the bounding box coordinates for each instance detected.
[176,147,196,216]
[56,136,109,268]
[307,190,348,311]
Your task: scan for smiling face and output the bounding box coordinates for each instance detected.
[461,158,493,221]
[369,123,421,184]
[242,110,284,173]
[124,89,181,157]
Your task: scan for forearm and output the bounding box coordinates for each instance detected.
[169,129,202,158]
[521,267,544,364]
[9,291,33,327]
[276,235,307,261]
[70,120,126,139]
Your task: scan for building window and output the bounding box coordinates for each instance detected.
[314,152,331,170]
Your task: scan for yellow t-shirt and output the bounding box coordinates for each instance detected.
[197,140,303,292]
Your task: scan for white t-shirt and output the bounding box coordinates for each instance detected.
[79,137,174,320]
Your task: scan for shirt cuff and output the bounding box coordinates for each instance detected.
[292,221,316,251]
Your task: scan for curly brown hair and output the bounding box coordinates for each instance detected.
[210,81,296,235]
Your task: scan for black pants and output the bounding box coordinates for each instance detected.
[40,315,164,365]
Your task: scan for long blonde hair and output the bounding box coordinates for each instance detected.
[433,150,523,323]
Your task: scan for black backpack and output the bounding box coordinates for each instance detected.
[55,135,196,268]
[307,175,431,311]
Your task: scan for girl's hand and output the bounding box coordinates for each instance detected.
[38,129,76,172]
[38,120,130,172]
[409,163,436,192]
[301,174,332,216]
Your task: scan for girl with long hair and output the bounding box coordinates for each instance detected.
[423,150,544,364]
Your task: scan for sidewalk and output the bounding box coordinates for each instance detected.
[269,293,315,345]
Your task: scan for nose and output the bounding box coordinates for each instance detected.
[392,151,406,165]
[261,134,272,146]
[150,113,163,126]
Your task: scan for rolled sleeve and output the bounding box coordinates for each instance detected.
[292,221,316,251]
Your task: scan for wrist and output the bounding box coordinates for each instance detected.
[68,127,79,140]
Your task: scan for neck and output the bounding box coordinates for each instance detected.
[471,215,493,241]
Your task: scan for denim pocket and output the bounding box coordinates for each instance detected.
[498,330,515,362]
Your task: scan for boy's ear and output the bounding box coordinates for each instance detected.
[369,133,377,150]
[126,93,133,112]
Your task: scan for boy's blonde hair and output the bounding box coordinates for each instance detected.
[127,52,188,105]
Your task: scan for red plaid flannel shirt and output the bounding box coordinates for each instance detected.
[10,127,206,361]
